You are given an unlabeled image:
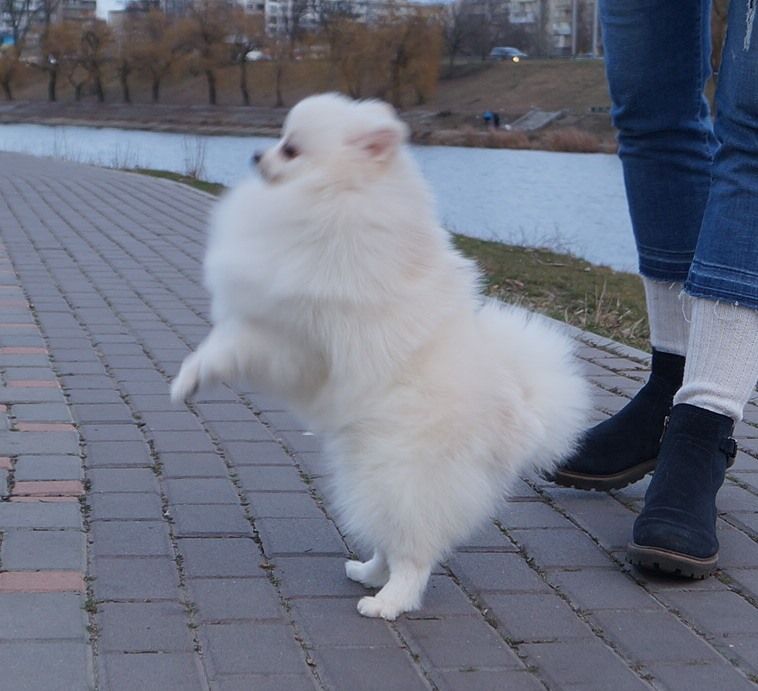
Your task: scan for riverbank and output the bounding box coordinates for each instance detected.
[0,99,615,152]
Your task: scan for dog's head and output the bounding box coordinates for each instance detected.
[253,93,409,186]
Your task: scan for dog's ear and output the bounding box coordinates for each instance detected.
[348,121,408,162]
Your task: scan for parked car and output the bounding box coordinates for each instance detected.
[489,47,528,63]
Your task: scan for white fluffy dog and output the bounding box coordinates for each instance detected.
[171,93,590,620]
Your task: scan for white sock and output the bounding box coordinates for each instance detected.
[674,298,758,422]
[643,278,689,357]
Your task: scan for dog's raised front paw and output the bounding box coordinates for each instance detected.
[170,354,201,403]
[357,595,407,620]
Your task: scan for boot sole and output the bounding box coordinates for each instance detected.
[626,543,717,579]
[549,458,657,491]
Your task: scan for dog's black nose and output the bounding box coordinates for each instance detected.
[252,151,263,166]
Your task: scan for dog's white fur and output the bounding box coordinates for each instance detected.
[171,93,591,620]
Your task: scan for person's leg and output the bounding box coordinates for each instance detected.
[551,0,713,490]
[629,0,758,577]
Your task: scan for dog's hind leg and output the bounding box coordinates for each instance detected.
[345,551,389,588]
[356,557,431,620]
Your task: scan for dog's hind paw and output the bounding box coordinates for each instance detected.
[357,595,404,620]
[345,558,389,588]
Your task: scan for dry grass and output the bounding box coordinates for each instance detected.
[538,126,616,154]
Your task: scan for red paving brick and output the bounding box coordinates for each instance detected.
[8,380,59,388]
[13,480,85,497]
[0,347,48,354]
[0,456,12,470]
[0,571,85,592]
[15,422,76,432]
[10,496,79,503]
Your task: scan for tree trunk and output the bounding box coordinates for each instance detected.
[94,72,105,103]
[239,60,249,106]
[206,69,217,106]
[151,77,160,103]
[74,83,83,101]
[48,70,57,102]
[120,70,131,104]
[275,63,284,107]
[1,79,12,101]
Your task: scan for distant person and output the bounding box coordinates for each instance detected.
[483,111,494,129]
[550,1,757,578]
[492,112,501,129]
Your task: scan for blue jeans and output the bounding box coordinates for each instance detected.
[602,0,758,309]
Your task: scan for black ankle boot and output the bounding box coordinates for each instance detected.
[550,349,685,490]
[627,403,737,579]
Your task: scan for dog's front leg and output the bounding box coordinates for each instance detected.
[170,325,240,402]
[356,557,431,620]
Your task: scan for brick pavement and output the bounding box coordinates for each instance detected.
[0,151,756,690]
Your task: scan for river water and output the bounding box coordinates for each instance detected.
[0,123,637,272]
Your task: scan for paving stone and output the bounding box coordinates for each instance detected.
[150,430,216,453]
[91,521,172,557]
[1,529,86,570]
[275,556,367,598]
[0,593,86,639]
[646,662,756,691]
[101,652,204,691]
[188,577,282,621]
[12,403,72,422]
[0,642,92,691]
[86,441,152,467]
[436,669,544,691]
[291,597,396,648]
[400,616,523,669]
[92,557,180,600]
[236,465,308,492]
[172,504,250,536]
[201,622,308,676]
[13,455,82,481]
[98,602,194,652]
[165,478,240,504]
[312,646,429,691]
[210,675,317,691]
[448,552,551,593]
[247,491,325,519]
[510,527,614,568]
[89,492,163,521]
[256,517,346,556]
[223,441,294,466]
[178,538,263,577]
[589,609,724,664]
[159,452,229,478]
[547,568,660,611]
[0,501,82,529]
[0,430,79,455]
[497,500,575,529]
[483,592,594,642]
[659,590,758,636]
[457,520,517,552]
[520,640,650,690]
[90,468,160,493]
[208,420,274,441]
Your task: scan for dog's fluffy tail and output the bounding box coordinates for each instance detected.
[479,300,592,478]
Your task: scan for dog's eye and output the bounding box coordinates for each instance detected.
[282,144,299,160]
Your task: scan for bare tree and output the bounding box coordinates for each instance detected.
[439,2,471,73]
[459,0,509,61]
[133,9,182,103]
[315,1,377,98]
[267,0,311,107]
[228,8,265,106]
[0,0,37,99]
[79,20,112,102]
[176,0,234,106]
